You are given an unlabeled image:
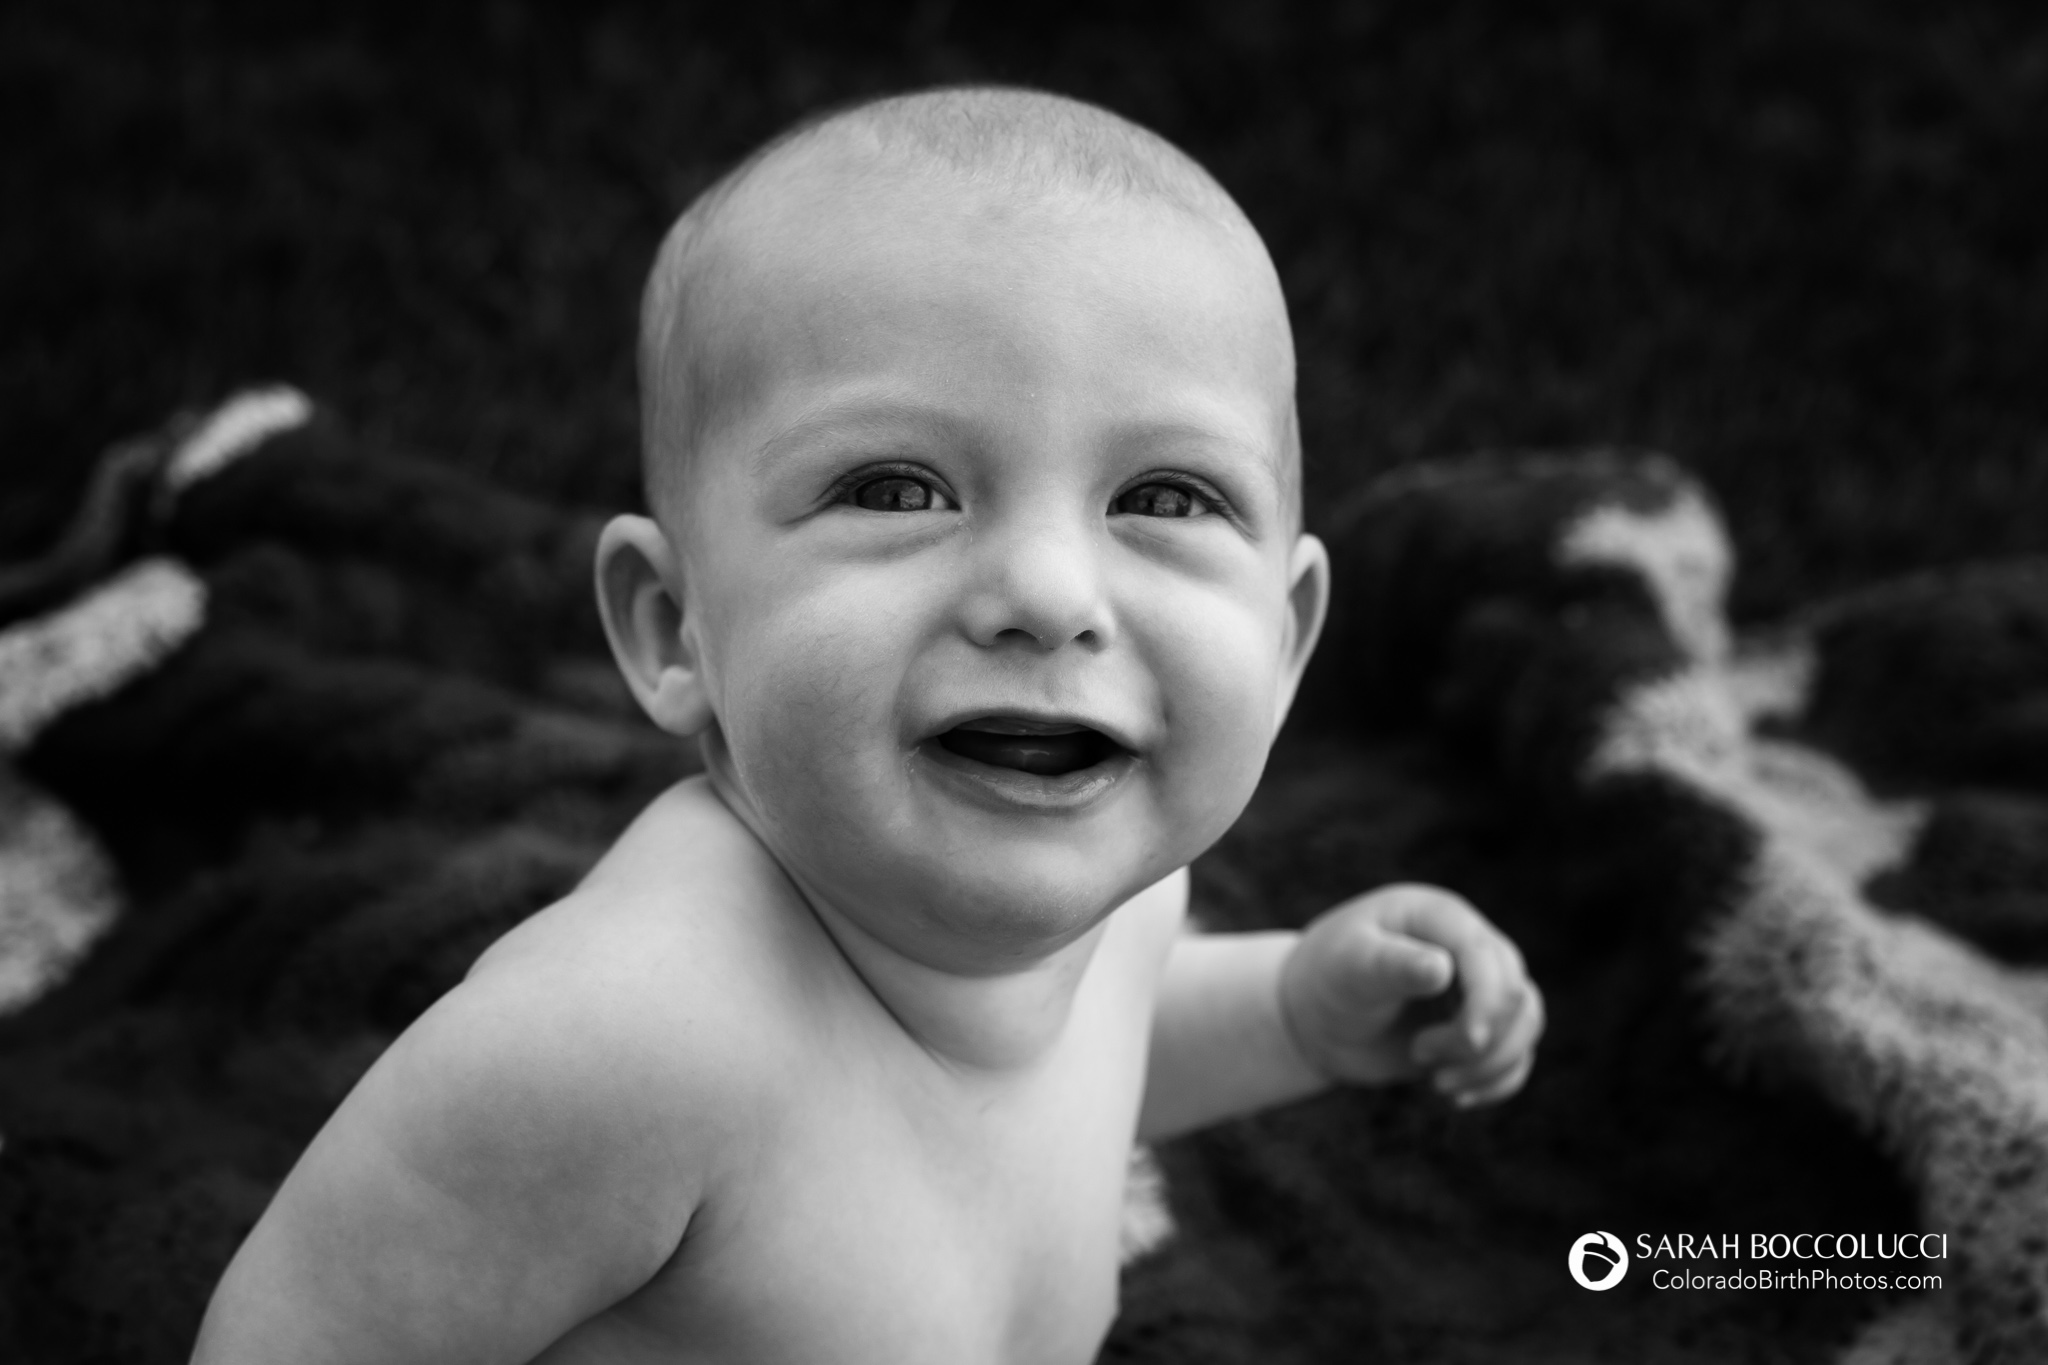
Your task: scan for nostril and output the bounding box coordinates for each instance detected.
[964,552,1113,649]
[990,626,1103,650]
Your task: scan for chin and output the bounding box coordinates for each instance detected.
[892,838,1160,962]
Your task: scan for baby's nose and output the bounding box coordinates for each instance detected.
[959,516,1113,652]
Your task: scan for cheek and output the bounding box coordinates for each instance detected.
[704,567,925,800]
[1143,585,1287,830]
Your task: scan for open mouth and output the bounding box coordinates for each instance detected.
[936,717,1126,776]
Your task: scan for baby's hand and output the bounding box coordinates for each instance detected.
[1278,883,1542,1107]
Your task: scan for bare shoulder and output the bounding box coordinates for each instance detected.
[472,776,809,990]
[352,774,812,1257]
[439,775,818,1149]
[194,778,808,1362]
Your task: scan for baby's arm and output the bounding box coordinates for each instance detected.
[1139,884,1543,1141]
[191,966,708,1364]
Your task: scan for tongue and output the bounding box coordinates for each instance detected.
[941,727,1106,776]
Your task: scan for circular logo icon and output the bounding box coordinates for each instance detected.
[1569,1231,1629,1291]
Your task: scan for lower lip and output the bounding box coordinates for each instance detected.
[914,740,1136,813]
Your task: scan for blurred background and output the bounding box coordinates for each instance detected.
[8,0,2047,616]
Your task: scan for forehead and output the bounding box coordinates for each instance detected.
[685,148,1297,471]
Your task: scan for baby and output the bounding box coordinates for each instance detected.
[193,87,1542,1364]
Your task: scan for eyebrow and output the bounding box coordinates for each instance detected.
[752,396,978,467]
[1105,416,1273,462]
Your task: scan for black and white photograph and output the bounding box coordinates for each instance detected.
[4,2,2047,1361]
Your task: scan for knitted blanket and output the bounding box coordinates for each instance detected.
[4,393,2046,1365]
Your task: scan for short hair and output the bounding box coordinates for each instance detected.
[638,85,1291,523]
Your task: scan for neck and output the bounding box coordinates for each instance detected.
[798,890,1106,1073]
[702,739,1103,1075]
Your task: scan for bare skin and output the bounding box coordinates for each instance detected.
[192,128,1542,1365]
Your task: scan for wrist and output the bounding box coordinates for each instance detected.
[1272,931,1339,1088]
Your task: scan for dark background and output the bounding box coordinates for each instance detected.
[7,0,2047,615]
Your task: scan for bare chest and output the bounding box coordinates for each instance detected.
[549,1030,1149,1365]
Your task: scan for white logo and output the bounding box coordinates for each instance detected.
[1569,1231,1630,1290]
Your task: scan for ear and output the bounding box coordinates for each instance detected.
[1271,532,1331,733]
[595,514,714,738]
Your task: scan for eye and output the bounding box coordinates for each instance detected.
[832,467,957,513]
[1111,480,1211,519]
[855,476,938,511]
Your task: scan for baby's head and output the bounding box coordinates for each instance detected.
[600,87,1328,966]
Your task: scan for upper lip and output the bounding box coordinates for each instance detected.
[923,707,1142,755]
